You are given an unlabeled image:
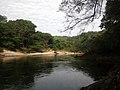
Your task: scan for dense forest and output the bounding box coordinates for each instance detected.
[0,15,53,52]
[0,15,76,52]
[1,14,120,56]
[1,13,120,59]
[0,0,120,56]
[0,14,105,53]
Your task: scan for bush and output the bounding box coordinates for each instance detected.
[29,45,43,52]
[0,47,3,52]
[19,48,31,53]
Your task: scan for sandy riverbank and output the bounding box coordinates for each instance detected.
[0,49,81,57]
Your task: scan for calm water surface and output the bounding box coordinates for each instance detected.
[0,55,113,90]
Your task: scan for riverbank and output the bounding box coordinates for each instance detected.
[78,52,120,64]
[79,53,120,90]
[0,49,81,57]
[80,65,120,90]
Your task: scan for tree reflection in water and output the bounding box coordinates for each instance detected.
[0,55,114,90]
[71,59,114,81]
[0,56,54,90]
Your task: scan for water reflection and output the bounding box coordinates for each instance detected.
[0,56,54,90]
[71,59,114,81]
[0,55,113,90]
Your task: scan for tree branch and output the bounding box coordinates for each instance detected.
[59,0,105,32]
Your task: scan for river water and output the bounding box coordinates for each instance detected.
[0,55,113,90]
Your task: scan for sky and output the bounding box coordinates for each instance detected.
[0,0,101,36]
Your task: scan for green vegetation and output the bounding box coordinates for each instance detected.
[1,15,90,53]
[0,15,53,52]
[0,15,79,53]
[0,14,120,55]
[52,36,75,51]
[1,0,120,55]
[73,30,120,54]
[1,14,119,55]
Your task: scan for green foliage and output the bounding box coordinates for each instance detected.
[1,2,120,55]
[0,16,53,52]
[30,31,53,51]
[52,36,75,51]
[0,15,7,23]
[72,31,101,52]
[73,29,120,55]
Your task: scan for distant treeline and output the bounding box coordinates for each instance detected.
[53,28,120,55]
[0,15,120,54]
[0,15,76,52]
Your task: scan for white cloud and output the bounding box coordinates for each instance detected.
[0,0,101,36]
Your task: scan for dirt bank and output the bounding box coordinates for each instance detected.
[0,50,25,57]
[0,49,81,57]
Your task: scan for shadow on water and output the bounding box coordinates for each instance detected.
[71,59,114,81]
[0,55,114,90]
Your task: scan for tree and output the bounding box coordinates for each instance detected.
[101,0,120,30]
[100,0,120,53]
[60,0,120,31]
[0,15,8,49]
[60,0,120,53]
[29,31,53,52]
[0,15,54,52]
[0,15,7,23]
[5,19,37,48]
[59,0,104,31]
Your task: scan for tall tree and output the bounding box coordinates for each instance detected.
[6,19,37,48]
[101,0,120,30]
[0,15,8,48]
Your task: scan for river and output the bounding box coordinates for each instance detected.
[0,55,113,90]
